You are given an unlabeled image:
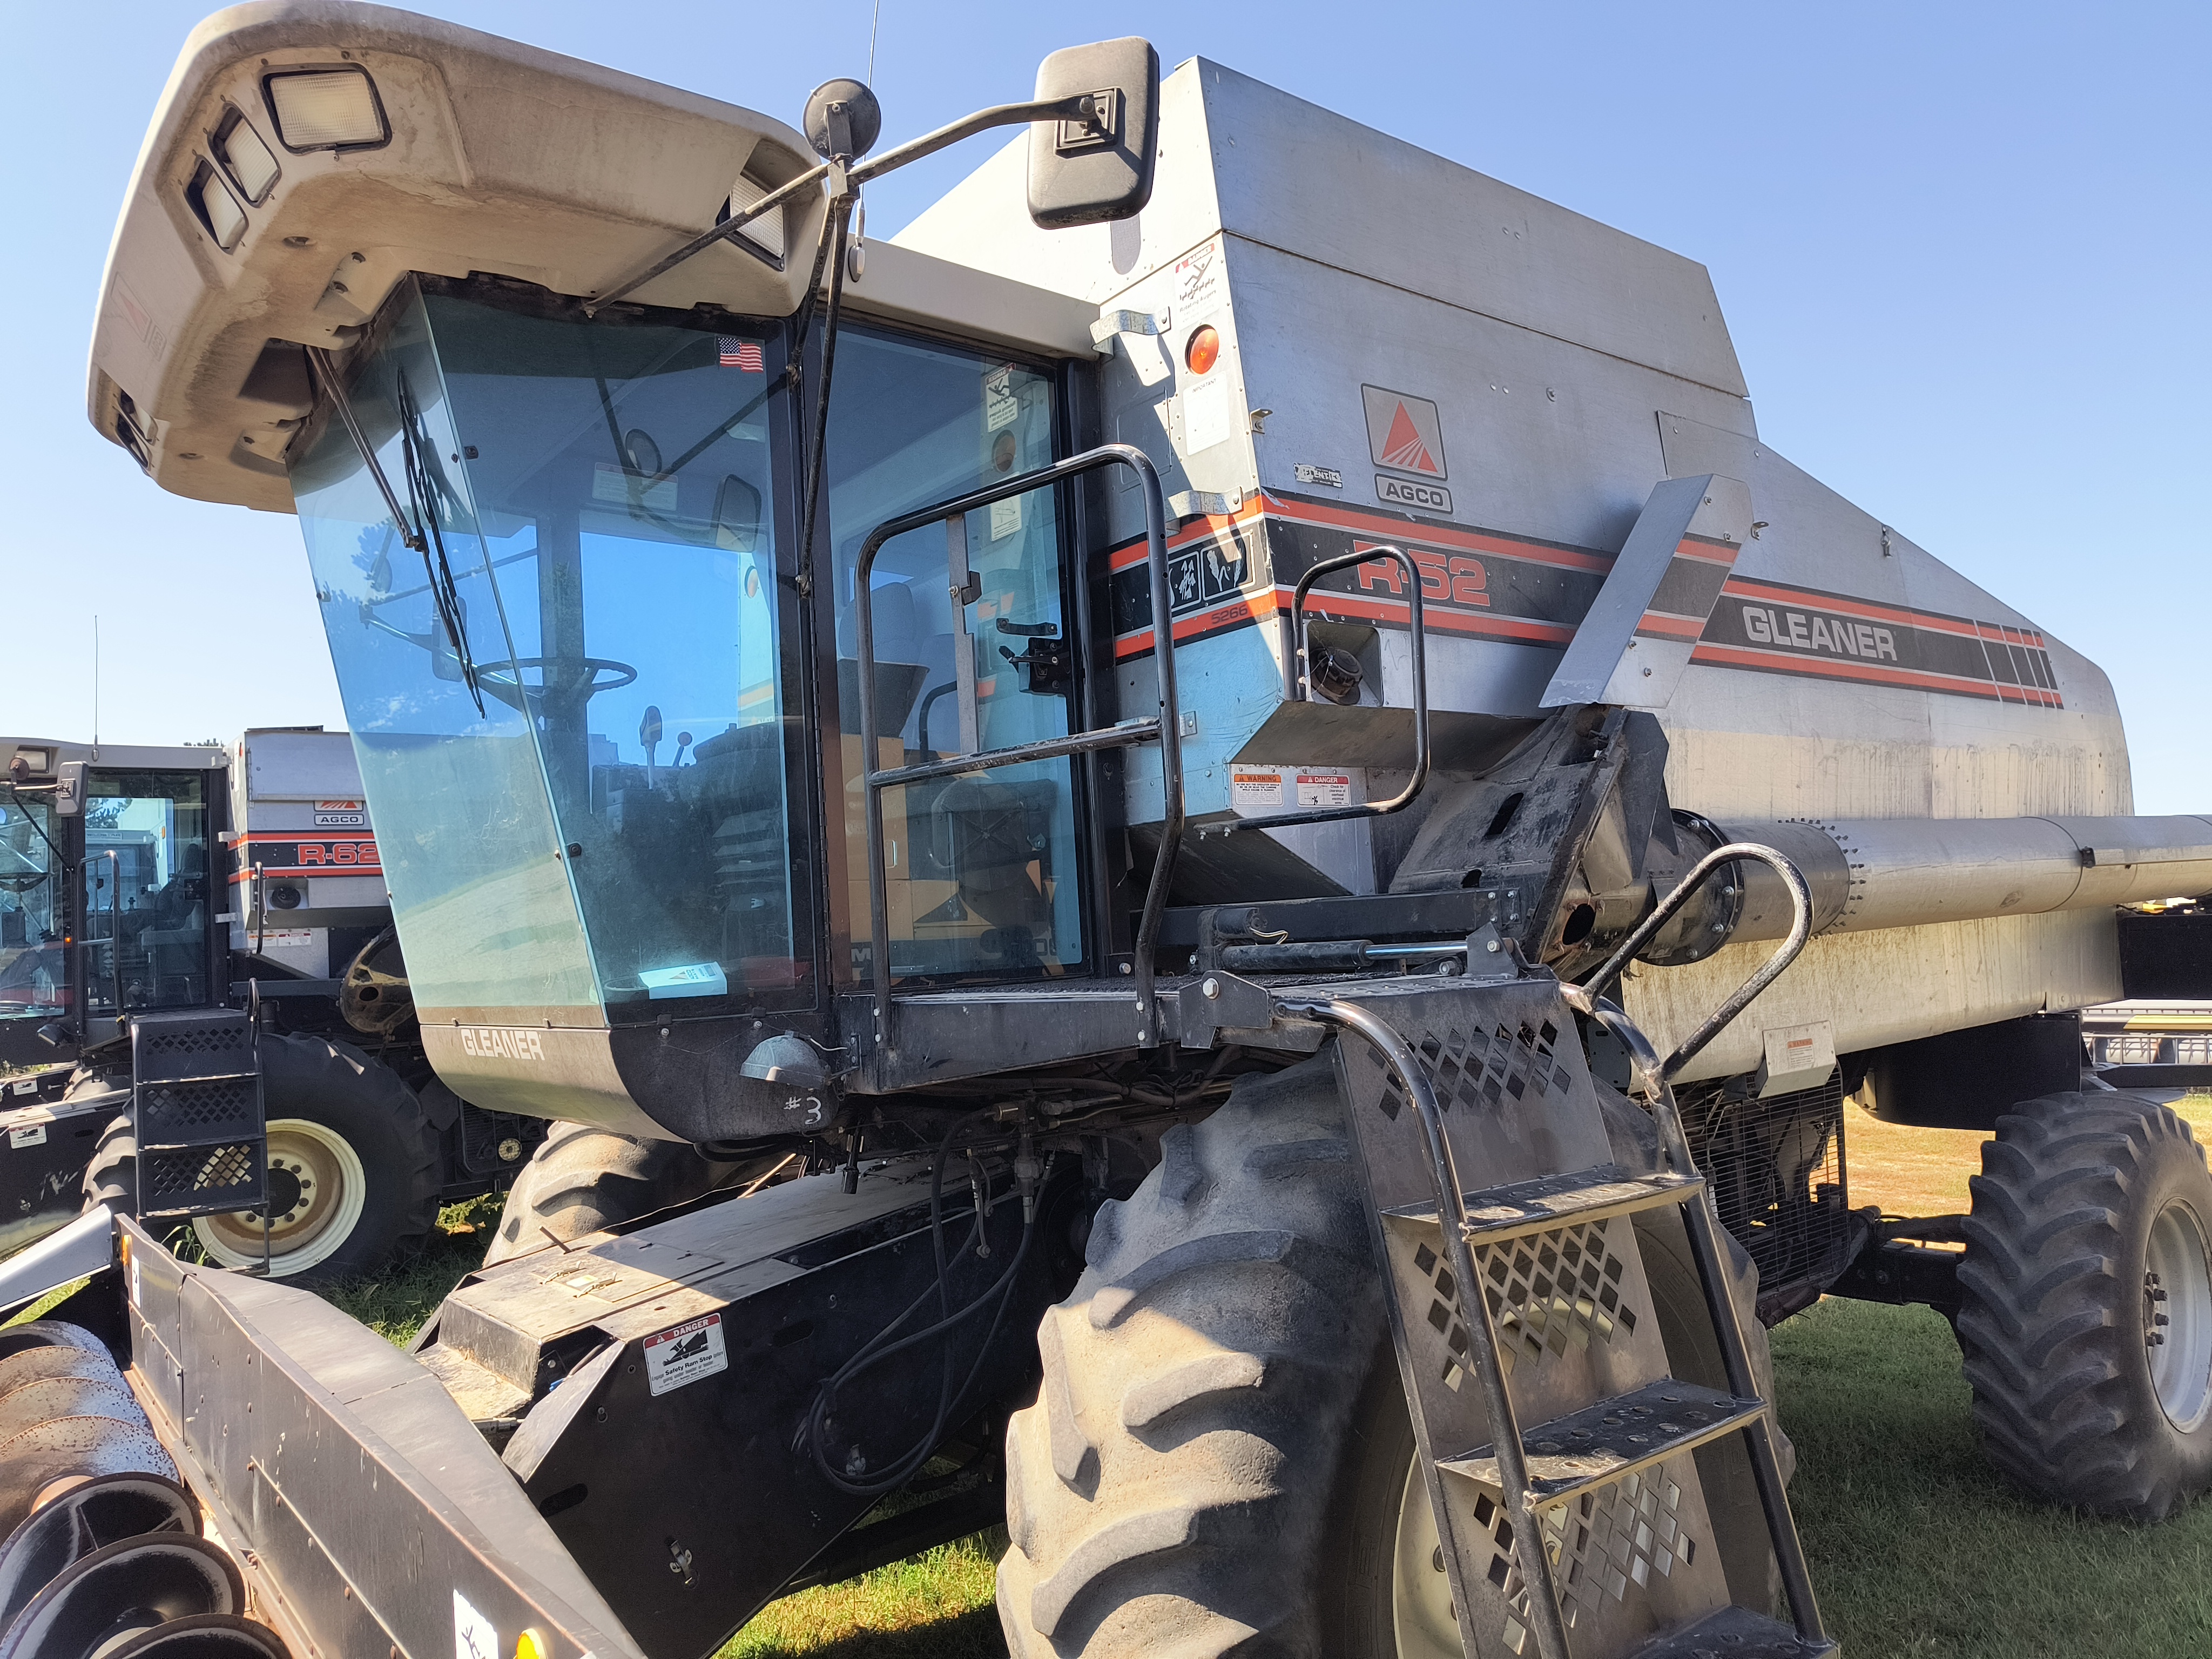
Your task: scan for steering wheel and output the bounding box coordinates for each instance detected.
[472,656,639,714]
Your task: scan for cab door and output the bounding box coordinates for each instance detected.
[825,328,1083,984]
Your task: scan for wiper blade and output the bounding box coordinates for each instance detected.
[307,348,422,555]
[309,348,487,715]
[394,370,487,717]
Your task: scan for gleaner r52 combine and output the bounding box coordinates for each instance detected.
[7,5,2211,1655]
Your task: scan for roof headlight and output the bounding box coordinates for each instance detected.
[264,68,389,151]
[214,109,280,203]
[186,161,248,252]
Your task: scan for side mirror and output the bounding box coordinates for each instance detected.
[1027,38,1160,230]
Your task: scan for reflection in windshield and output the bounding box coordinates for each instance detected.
[292,281,807,1018]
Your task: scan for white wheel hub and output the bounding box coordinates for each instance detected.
[192,1118,368,1277]
[2144,1198,2212,1432]
[1393,1458,1467,1658]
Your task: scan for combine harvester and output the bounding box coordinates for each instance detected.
[0,729,555,1282]
[2,4,2206,1654]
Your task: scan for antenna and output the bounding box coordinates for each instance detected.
[92,615,100,752]
[866,0,883,84]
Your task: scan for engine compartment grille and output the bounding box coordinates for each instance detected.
[1678,1066,1853,1324]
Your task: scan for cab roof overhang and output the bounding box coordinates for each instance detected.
[89,1,1096,515]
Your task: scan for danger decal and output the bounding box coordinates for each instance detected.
[644,1312,729,1397]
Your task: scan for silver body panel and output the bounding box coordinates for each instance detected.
[900,59,2143,1070]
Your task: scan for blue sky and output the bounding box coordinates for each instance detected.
[8,1,2206,808]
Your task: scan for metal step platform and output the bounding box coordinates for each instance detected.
[1282,840,1836,1659]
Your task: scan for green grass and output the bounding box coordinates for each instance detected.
[320,1192,505,1343]
[719,1536,1005,1658]
[1775,1299,2212,1657]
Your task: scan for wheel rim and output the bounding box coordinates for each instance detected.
[1392,1456,1466,1658]
[190,1120,367,1277]
[2144,1199,2212,1432]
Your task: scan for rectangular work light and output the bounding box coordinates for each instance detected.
[185,161,247,251]
[214,109,280,201]
[264,67,389,151]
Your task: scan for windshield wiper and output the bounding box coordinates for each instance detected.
[394,370,487,716]
[307,347,485,715]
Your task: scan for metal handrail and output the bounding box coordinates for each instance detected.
[1206,544,1432,836]
[853,443,1182,1052]
[1557,982,1828,1644]
[1581,840,1813,1078]
[1274,991,1575,1659]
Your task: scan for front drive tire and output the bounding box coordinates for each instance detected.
[481,1121,747,1267]
[84,1033,439,1286]
[1958,1091,2212,1519]
[997,1055,1783,1658]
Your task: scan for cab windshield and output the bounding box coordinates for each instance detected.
[291,281,808,1020]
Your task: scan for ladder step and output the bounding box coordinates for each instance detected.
[1438,1378,1764,1505]
[1386,1164,1702,1246]
[1625,1604,1837,1657]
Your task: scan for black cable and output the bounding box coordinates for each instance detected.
[802,1111,1046,1495]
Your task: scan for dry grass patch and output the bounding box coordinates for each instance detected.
[1846,1087,2212,1218]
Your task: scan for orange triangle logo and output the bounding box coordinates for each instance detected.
[1379,402,1438,474]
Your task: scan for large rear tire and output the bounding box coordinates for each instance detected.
[1958,1091,2212,1519]
[996,1056,1783,1657]
[84,1034,439,1286]
[481,1121,745,1266]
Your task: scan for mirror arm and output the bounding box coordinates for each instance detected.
[590,163,832,313]
[592,94,1095,314]
[850,95,1096,184]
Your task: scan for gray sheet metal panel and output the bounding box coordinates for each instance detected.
[1643,413,2130,821]
[1630,907,2123,1084]
[896,59,1749,398]
[1100,233,1754,558]
[1541,475,1754,709]
[1097,226,1763,840]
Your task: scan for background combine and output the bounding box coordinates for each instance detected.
[1,728,543,1279]
[0,5,2204,1657]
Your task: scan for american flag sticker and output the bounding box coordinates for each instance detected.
[719,336,765,372]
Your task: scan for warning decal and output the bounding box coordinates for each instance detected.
[1231,771,1284,809]
[644,1312,729,1397]
[1296,774,1352,808]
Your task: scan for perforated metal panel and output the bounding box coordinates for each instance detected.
[130,1008,265,1222]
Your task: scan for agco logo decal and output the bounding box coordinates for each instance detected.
[1361,386,1453,516]
[458,1027,546,1062]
